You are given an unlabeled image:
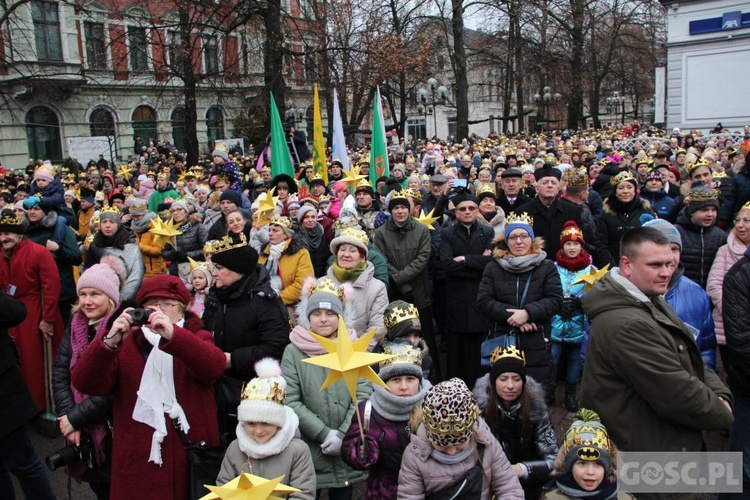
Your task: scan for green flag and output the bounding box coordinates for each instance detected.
[270,92,295,178]
[369,87,390,186]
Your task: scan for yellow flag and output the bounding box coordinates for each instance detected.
[312,84,328,185]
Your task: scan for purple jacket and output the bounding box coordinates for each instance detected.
[342,399,410,499]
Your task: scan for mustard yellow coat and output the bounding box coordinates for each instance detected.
[258,236,314,305]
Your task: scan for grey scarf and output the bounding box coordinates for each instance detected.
[131,212,156,234]
[370,380,432,422]
[496,251,547,273]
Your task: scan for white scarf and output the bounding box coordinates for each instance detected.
[235,407,299,459]
[132,319,189,466]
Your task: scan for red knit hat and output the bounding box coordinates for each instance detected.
[136,275,191,306]
[560,221,585,246]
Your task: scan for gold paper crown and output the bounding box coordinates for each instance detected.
[310,173,324,182]
[204,232,248,255]
[0,212,23,226]
[34,164,57,178]
[157,172,169,180]
[380,344,423,368]
[269,215,293,230]
[610,171,635,186]
[688,157,710,175]
[389,190,410,203]
[634,157,650,166]
[565,166,589,187]
[100,205,121,216]
[490,345,526,365]
[505,212,533,227]
[241,379,285,405]
[214,143,230,153]
[338,226,369,247]
[130,198,148,211]
[690,187,719,202]
[308,277,345,300]
[422,393,480,436]
[383,303,420,329]
[355,178,371,189]
[318,194,331,202]
[476,184,496,197]
[561,223,584,242]
[406,187,422,202]
[741,201,750,212]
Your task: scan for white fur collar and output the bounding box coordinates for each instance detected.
[235,407,299,459]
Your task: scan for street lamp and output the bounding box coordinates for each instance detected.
[606,92,625,124]
[533,86,561,131]
[418,78,450,139]
[416,104,432,141]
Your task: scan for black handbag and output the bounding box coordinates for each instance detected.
[480,272,532,367]
[171,417,228,500]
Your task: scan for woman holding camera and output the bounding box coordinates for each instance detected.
[52,263,121,499]
[71,275,226,500]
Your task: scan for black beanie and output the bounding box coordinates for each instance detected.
[211,245,259,275]
[220,190,242,207]
[490,350,527,385]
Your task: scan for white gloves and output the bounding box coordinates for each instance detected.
[320,429,343,456]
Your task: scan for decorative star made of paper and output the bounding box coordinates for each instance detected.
[116,165,133,181]
[302,317,394,400]
[200,473,300,500]
[572,264,610,293]
[416,208,439,230]
[340,164,368,187]
[256,186,279,217]
[149,217,182,247]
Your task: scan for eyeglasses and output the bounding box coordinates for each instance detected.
[734,217,750,225]
[144,301,180,310]
[456,206,477,212]
[507,234,531,242]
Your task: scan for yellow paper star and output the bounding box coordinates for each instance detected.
[340,164,368,187]
[200,473,300,500]
[149,217,182,247]
[256,187,279,217]
[416,208,439,230]
[302,317,395,400]
[572,264,610,293]
[117,165,133,181]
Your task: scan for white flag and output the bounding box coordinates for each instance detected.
[331,88,350,171]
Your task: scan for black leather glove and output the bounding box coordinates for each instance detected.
[561,296,582,321]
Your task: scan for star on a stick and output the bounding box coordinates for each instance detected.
[572,264,610,293]
[200,473,300,500]
[149,217,182,247]
[302,317,395,400]
[116,165,133,181]
[256,187,279,217]
[340,164,368,187]
[416,208,439,230]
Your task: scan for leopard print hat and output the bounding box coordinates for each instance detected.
[422,378,480,447]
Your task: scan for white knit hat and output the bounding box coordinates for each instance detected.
[237,358,288,427]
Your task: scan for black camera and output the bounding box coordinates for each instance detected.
[128,308,153,326]
[46,434,94,471]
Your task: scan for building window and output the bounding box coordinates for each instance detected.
[299,0,314,18]
[167,31,183,70]
[206,107,225,148]
[132,105,157,143]
[89,107,116,137]
[437,55,445,70]
[304,48,318,83]
[128,27,149,72]
[203,35,218,74]
[407,117,426,142]
[84,22,107,69]
[447,116,457,140]
[26,106,62,161]
[31,0,62,61]
[171,107,186,152]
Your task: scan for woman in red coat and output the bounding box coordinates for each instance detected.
[71,275,226,500]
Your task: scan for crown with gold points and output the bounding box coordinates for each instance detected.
[309,172,324,183]
[476,184,496,197]
[269,215,293,231]
[505,212,533,227]
[406,187,422,202]
[308,277,345,300]
[318,193,331,203]
[383,302,420,329]
[241,378,285,406]
[688,157,711,175]
[100,205,121,217]
[379,343,423,369]
[690,186,720,202]
[205,232,248,256]
[157,171,169,180]
[355,178,371,190]
[338,226,369,247]
[565,166,589,187]
[389,189,410,203]
[214,143,230,154]
[0,211,23,227]
[610,170,636,186]
[490,344,526,365]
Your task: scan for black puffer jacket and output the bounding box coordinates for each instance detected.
[675,208,727,289]
[52,320,113,430]
[162,214,208,273]
[477,237,563,386]
[203,265,291,381]
[723,248,750,397]
[594,196,653,268]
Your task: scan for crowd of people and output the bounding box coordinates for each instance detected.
[0,123,749,500]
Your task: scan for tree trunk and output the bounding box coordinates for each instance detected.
[450,0,469,140]
[180,5,199,165]
[567,0,585,129]
[512,1,525,133]
[263,0,287,118]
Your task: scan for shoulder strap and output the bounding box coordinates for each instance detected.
[519,272,532,308]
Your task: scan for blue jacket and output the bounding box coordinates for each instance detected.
[640,187,676,219]
[664,269,717,369]
[550,264,593,344]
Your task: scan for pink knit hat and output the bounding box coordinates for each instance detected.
[77,264,121,307]
[34,168,55,183]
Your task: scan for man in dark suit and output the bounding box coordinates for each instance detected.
[497,168,531,215]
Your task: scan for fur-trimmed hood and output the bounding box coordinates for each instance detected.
[473,373,548,422]
[491,232,546,259]
[28,208,58,229]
